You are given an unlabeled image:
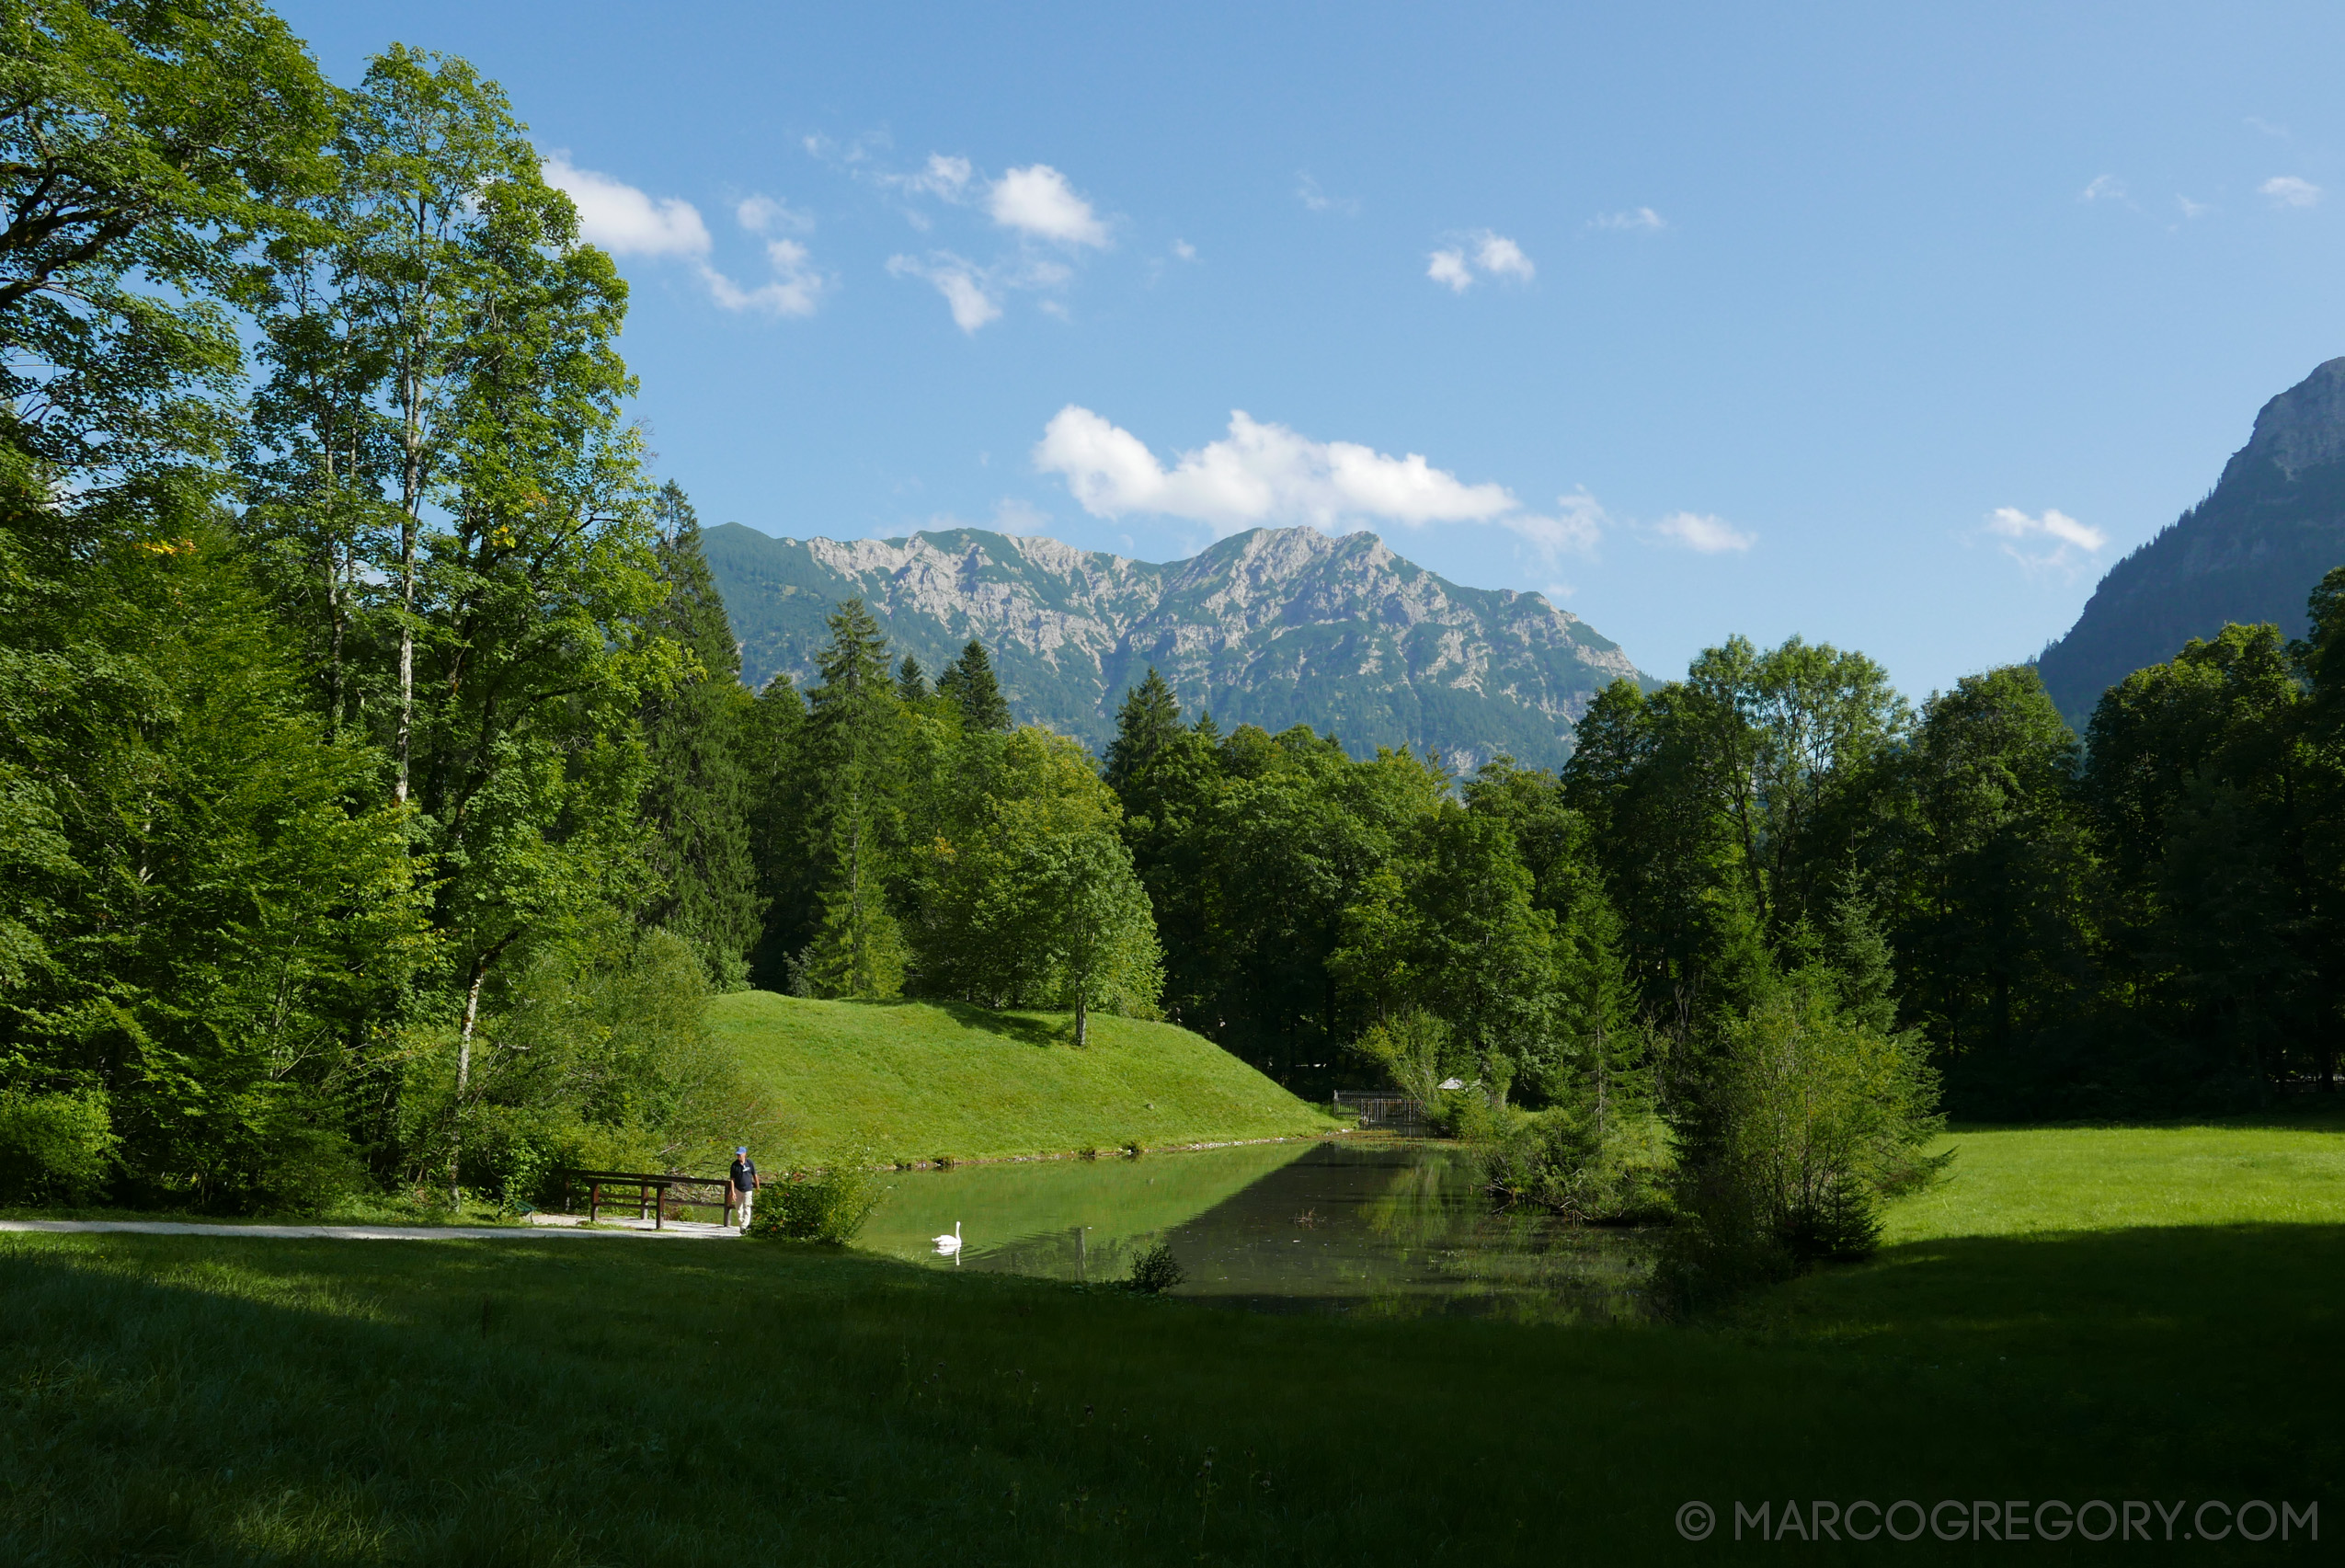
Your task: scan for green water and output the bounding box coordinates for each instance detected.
[856,1138,1659,1322]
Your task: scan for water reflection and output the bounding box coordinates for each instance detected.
[858,1138,1658,1323]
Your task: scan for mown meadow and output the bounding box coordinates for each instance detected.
[4,1114,2335,1565]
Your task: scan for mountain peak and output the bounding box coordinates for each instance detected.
[2230,356,2345,481]
[703,521,1645,770]
[2037,354,2345,727]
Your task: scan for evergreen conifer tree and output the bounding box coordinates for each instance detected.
[742,673,812,990]
[937,638,1012,731]
[1104,668,1184,794]
[1099,671,1225,1028]
[639,482,762,988]
[801,599,905,997]
[1556,888,1648,1141]
[896,655,929,703]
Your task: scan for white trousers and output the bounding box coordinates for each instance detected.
[735,1186,754,1229]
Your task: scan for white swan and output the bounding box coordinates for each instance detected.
[932,1221,962,1259]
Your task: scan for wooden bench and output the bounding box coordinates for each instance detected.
[558,1168,748,1230]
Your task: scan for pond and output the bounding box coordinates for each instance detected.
[855,1137,1660,1323]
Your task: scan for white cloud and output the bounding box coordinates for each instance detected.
[1427,230,1534,291]
[2245,116,2291,140]
[1475,232,1535,281]
[543,156,825,315]
[1297,171,1359,215]
[1985,506,2105,577]
[887,245,1081,332]
[884,153,973,201]
[988,164,1110,247]
[700,238,824,317]
[736,195,814,235]
[2079,174,2129,204]
[1034,407,1516,535]
[802,131,890,167]
[1501,491,1606,557]
[542,154,711,257]
[887,253,1001,332]
[991,497,1052,534]
[2261,175,2322,208]
[1172,238,1197,261]
[1653,512,1756,554]
[2177,194,2213,220]
[1591,206,1665,232]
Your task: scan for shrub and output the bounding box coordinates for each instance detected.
[1353,1009,1454,1106]
[1127,1241,1184,1294]
[748,1162,886,1244]
[1120,1139,1142,1159]
[1481,1109,1673,1225]
[0,1089,118,1204]
[249,1095,368,1217]
[1657,974,1947,1310]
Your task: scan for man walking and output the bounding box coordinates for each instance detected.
[729,1146,758,1230]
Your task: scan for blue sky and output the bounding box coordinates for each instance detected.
[280,1,2345,696]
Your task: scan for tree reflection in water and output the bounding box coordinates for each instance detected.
[859,1139,1660,1323]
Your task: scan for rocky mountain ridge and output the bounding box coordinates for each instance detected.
[704,522,1648,770]
[2038,356,2345,727]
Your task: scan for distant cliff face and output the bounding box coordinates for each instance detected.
[703,522,1649,771]
[2038,357,2345,727]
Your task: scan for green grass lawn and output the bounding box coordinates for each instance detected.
[3,1116,2337,1564]
[1888,1115,2345,1240]
[713,991,1347,1163]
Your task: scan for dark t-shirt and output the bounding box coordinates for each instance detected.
[730,1159,756,1192]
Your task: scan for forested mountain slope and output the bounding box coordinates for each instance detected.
[704,522,1647,770]
[2038,355,2345,727]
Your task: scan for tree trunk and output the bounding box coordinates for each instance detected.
[321,535,346,738]
[848,806,863,995]
[395,268,426,806]
[1073,988,1088,1047]
[447,931,516,1202]
[448,955,486,1202]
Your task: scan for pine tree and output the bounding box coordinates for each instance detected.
[742,673,812,990]
[1822,878,1900,1037]
[937,638,1012,731]
[801,599,904,997]
[1555,888,1647,1142]
[1104,669,1184,795]
[896,655,929,703]
[639,482,762,989]
[1099,671,1225,1028]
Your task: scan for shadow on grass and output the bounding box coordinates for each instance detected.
[921,999,1065,1047]
[6,1224,2338,1563]
[1763,1221,2345,1356]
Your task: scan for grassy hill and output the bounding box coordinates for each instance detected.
[710,991,1346,1163]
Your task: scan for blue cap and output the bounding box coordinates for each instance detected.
[737,1147,748,1155]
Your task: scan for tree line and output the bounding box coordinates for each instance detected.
[2,5,2333,1242]
[1,6,779,1211]
[0,4,1165,1215]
